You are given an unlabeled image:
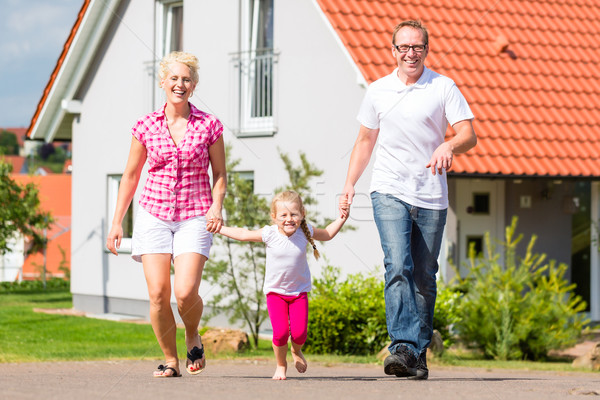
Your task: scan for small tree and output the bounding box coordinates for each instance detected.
[276,150,323,222]
[0,160,52,255]
[452,216,589,360]
[0,130,19,155]
[204,147,270,347]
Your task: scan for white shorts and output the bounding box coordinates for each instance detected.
[131,207,212,263]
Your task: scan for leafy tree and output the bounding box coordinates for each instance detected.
[0,160,52,255]
[0,130,19,155]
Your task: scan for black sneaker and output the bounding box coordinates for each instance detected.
[383,345,417,377]
[407,352,428,380]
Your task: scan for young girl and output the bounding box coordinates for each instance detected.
[214,190,348,380]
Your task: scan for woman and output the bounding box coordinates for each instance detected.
[106,51,226,378]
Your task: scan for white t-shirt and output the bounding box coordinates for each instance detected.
[261,224,314,296]
[357,67,474,209]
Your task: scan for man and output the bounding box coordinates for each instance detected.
[340,20,477,379]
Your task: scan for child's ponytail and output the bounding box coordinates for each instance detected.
[301,219,320,260]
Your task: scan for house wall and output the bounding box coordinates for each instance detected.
[186,0,383,280]
[71,0,154,316]
[69,0,383,320]
[505,179,573,271]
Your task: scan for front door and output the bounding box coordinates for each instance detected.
[455,179,505,277]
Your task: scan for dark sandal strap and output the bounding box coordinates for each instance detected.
[156,364,179,377]
[187,345,204,363]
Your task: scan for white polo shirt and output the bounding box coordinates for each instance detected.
[357,67,474,209]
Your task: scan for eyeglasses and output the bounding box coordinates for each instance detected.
[393,44,427,53]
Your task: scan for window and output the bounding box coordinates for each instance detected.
[148,1,184,110]
[232,0,277,136]
[160,1,183,55]
[107,175,133,252]
[466,236,483,258]
[472,193,490,215]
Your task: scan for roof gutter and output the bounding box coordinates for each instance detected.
[28,0,121,142]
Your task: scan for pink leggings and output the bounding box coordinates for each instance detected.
[266,292,308,347]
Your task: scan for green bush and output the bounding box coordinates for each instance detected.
[452,217,588,360]
[305,265,388,355]
[433,281,462,348]
[0,278,70,292]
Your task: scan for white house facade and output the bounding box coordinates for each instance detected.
[28,0,600,324]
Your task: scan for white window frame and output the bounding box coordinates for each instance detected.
[107,175,133,253]
[239,0,276,136]
[152,0,183,110]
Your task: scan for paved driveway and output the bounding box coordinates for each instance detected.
[1,359,599,400]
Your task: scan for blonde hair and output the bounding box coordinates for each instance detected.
[270,190,320,260]
[158,51,199,86]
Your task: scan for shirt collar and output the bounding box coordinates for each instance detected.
[152,102,202,119]
[391,67,431,90]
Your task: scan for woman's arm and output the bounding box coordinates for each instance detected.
[106,137,147,255]
[217,226,263,242]
[206,135,227,233]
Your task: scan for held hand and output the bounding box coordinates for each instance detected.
[339,194,350,220]
[205,204,224,233]
[339,187,354,219]
[106,225,123,256]
[426,142,453,175]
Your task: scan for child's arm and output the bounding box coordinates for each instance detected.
[217,226,263,242]
[312,195,349,241]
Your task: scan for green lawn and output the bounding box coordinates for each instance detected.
[0,287,592,373]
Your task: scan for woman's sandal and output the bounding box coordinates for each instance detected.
[153,364,181,378]
[186,345,205,375]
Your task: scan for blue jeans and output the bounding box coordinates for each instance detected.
[371,192,447,358]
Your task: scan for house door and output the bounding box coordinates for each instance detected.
[455,179,505,277]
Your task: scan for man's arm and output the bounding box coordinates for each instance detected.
[340,125,379,217]
[426,119,477,175]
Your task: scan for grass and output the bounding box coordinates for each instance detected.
[0,286,595,373]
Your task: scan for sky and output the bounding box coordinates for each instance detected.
[0,0,83,128]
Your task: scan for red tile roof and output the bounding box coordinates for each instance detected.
[1,155,26,174]
[317,0,600,177]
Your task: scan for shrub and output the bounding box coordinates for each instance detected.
[433,281,462,348]
[0,278,69,292]
[305,265,388,355]
[452,217,588,360]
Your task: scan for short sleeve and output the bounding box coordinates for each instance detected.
[444,82,474,126]
[131,119,146,146]
[356,87,379,129]
[208,118,224,146]
[261,225,274,243]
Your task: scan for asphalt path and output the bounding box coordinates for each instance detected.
[1,359,599,400]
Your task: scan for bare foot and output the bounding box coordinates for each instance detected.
[291,348,307,373]
[185,333,206,374]
[272,364,287,380]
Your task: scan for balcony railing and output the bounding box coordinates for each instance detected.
[231,48,279,136]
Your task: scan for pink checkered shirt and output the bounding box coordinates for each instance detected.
[132,103,223,221]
